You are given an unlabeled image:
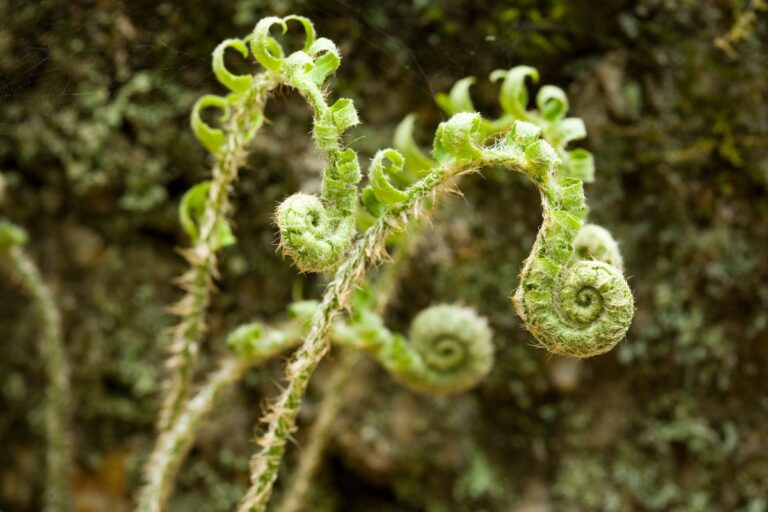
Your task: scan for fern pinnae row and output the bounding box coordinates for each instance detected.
[250,15,362,273]
[158,38,279,439]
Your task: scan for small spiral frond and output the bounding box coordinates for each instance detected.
[213,39,253,94]
[513,170,634,357]
[334,304,493,394]
[364,149,408,212]
[190,95,231,155]
[405,305,494,393]
[275,192,357,273]
[574,223,625,272]
[0,219,28,251]
[247,17,361,273]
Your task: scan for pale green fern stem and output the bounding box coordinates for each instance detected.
[137,322,305,512]
[159,73,278,433]
[274,231,419,512]
[272,348,359,512]
[3,245,72,512]
[138,359,246,512]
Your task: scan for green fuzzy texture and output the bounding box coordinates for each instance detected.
[574,223,625,272]
[249,16,362,272]
[511,159,634,357]
[339,304,494,394]
[226,303,494,395]
[408,64,595,182]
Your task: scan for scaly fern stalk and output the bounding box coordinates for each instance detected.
[160,71,279,432]
[0,224,72,512]
[137,322,304,512]
[275,232,430,512]
[273,348,359,512]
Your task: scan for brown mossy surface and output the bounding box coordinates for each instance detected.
[1,0,767,510]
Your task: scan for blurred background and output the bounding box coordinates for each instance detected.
[1,0,767,510]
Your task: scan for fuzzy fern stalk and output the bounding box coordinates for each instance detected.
[272,348,359,512]
[0,221,72,512]
[275,226,420,512]
[159,40,280,431]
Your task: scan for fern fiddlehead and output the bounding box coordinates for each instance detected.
[333,304,493,394]
[503,123,634,357]
[163,15,633,510]
[398,67,634,358]
[250,16,362,272]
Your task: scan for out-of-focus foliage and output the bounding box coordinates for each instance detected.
[1,0,767,511]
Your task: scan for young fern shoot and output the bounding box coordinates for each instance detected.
[170,14,633,512]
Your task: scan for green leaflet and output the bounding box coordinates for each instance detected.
[435,76,477,114]
[368,149,408,205]
[491,65,538,121]
[393,114,435,175]
[0,219,28,251]
[179,181,235,249]
[212,39,253,94]
[190,95,230,155]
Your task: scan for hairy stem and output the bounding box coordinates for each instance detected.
[273,348,359,512]
[275,223,419,512]
[235,157,488,512]
[138,359,246,512]
[160,74,278,432]
[5,247,72,512]
[138,323,303,512]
